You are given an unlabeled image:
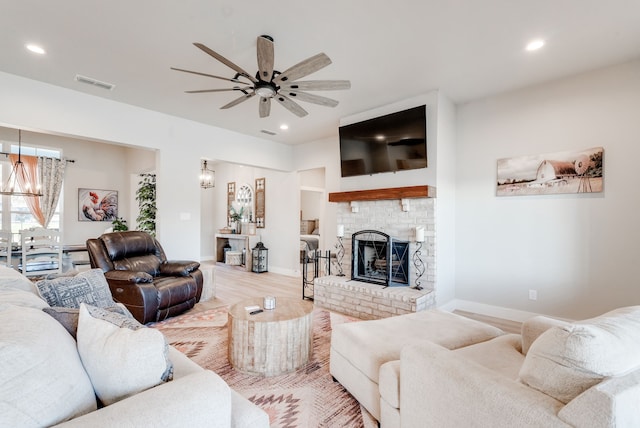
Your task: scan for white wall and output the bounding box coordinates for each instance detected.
[0,126,154,245]
[294,136,342,246]
[208,162,300,275]
[0,71,293,260]
[435,92,457,306]
[300,190,323,220]
[455,59,640,320]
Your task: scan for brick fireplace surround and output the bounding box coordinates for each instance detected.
[314,186,437,320]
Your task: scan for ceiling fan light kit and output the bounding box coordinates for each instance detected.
[172,35,350,118]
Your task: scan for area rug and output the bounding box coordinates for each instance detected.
[150,307,376,428]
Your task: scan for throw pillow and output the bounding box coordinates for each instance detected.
[35,268,115,308]
[76,303,173,405]
[0,304,96,427]
[43,305,132,339]
[519,306,640,403]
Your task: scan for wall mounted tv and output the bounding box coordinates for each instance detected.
[339,105,427,178]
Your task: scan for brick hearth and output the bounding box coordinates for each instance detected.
[314,275,434,320]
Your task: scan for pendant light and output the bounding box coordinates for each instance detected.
[0,129,43,197]
[200,160,215,189]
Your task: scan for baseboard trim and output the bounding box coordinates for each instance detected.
[267,266,298,277]
[438,299,541,323]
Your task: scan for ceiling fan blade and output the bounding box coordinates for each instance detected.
[185,87,251,94]
[220,92,256,109]
[274,53,332,84]
[193,42,258,84]
[170,67,250,85]
[256,36,274,82]
[284,91,339,107]
[275,94,308,117]
[259,97,271,118]
[280,80,351,91]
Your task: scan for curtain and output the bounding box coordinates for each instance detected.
[9,154,66,228]
[38,156,66,228]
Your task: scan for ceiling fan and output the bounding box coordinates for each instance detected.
[171,35,351,118]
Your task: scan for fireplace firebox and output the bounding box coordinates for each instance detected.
[351,230,409,287]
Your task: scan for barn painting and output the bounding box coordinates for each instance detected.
[497,147,603,196]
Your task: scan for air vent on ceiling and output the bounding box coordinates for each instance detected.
[74,74,115,91]
[260,129,277,136]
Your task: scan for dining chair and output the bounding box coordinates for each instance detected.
[0,231,12,268]
[19,228,62,277]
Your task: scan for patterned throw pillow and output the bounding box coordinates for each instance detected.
[76,304,173,406]
[35,269,115,308]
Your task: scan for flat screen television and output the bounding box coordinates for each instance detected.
[339,105,427,178]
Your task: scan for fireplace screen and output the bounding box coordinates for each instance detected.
[351,230,409,287]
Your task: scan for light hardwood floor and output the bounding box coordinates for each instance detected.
[191,262,521,334]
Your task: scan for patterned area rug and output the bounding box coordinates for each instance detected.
[151,307,376,428]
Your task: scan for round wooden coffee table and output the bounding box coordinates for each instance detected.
[228,297,314,376]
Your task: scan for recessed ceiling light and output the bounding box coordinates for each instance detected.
[526,39,545,52]
[280,124,289,131]
[26,44,46,55]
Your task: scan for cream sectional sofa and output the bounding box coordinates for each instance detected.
[330,310,505,425]
[400,308,640,427]
[0,266,269,427]
[332,306,640,427]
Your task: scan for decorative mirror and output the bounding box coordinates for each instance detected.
[236,184,253,220]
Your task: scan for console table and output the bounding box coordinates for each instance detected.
[214,233,259,272]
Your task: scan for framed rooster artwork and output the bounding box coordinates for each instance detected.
[78,188,118,222]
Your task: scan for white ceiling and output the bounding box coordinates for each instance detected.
[2,0,640,145]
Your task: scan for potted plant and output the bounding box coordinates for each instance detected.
[112,217,128,232]
[136,173,156,236]
[229,202,244,234]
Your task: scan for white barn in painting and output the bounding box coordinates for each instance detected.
[535,160,576,183]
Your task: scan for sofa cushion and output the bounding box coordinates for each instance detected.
[0,304,96,427]
[0,288,49,309]
[453,334,525,380]
[35,269,116,308]
[331,310,504,383]
[43,305,132,339]
[77,303,173,405]
[519,306,640,404]
[0,265,37,293]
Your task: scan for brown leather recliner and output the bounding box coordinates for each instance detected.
[86,231,203,324]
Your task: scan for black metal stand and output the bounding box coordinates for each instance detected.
[412,241,425,290]
[335,236,345,276]
[302,250,332,301]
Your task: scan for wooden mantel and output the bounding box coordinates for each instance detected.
[328,185,435,202]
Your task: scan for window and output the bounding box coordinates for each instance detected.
[0,142,62,243]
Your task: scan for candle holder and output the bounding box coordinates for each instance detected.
[412,241,425,290]
[335,236,345,276]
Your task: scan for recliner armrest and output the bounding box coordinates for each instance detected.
[160,261,200,277]
[104,270,154,283]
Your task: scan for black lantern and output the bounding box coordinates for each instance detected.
[252,242,268,273]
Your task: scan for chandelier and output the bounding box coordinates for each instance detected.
[0,130,42,197]
[200,160,214,189]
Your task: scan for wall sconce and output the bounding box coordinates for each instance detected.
[401,198,410,212]
[200,160,214,189]
[350,201,359,213]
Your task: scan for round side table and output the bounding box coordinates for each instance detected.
[228,297,314,376]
